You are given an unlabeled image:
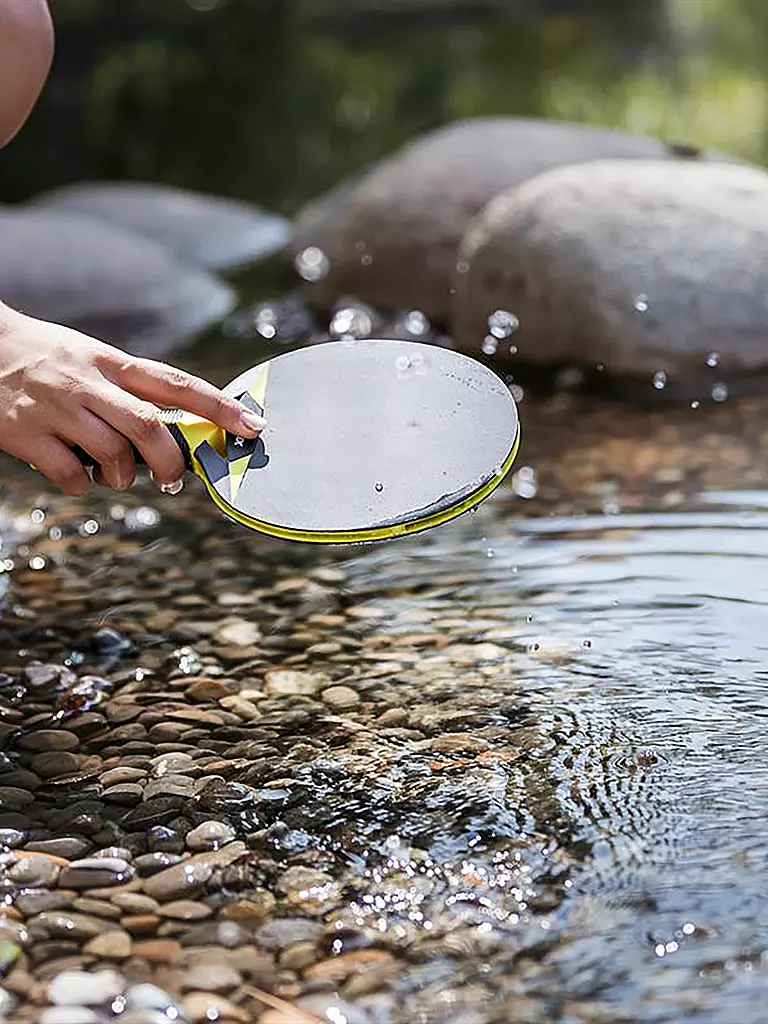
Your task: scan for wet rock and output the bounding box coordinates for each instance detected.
[29,752,88,780]
[58,857,136,889]
[28,911,112,939]
[17,729,79,752]
[41,1009,103,1024]
[32,182,292,272]
[291,117,726,320]
[0,210,235,358]
[321,685,361,710]
[83,929,133,959]
[48,967,124,1004]
[255,918,324,952]
[8,853,62,886]
[24,838,91,859]
[264,670,327,697]
[184,991,249,1023]
[142,858,215,902]
[186,821,236,852]
[157,899,212,921]
[180,961,242,991]
[453,159,768,387]
[100,767,147,788]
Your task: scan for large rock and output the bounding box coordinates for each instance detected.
[451,159,768,386]
[31,182,291,273]
[0,209,234,357]
[290,117,725,321]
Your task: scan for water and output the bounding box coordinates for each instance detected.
[329,494,768,1021]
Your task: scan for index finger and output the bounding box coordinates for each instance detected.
[114,359,267,438]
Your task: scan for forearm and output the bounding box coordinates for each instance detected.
[0,0,54,147]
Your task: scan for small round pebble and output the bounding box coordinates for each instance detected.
[322,685,361,709]
[186,820,236,851]
[49,968,125,1005]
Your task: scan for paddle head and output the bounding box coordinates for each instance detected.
[173,339,519,544]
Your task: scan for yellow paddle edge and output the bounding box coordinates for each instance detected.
[174,412,521,545]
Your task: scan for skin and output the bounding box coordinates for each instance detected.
[0,1,265,494]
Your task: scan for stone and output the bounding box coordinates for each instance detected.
[157,900,212,921]
[142,858,215,902]
[99,767,147,788]
[0,210,235,358]
[180,961,242,991]
[41,1009,102,1024]
[24,838,91,859]
[17,729,79,751]
[255,918,324,952]
[29,752,88,780]
[214,618,261,647]
[8,854,61,886]
[48,967,124,1005]
[453,159,768,389]
[184,991,249,1023]
[123,982,187,1016]
[28,911,111,940]
[58,857,135,889]
[32,182,291,272]
[305,948,396,982]
[185,821,236,852]
[83,929,133,959]
[264,670,326,697]
[321,685,361,709]
[276,866,334,896]
[291,117,728,320]
[130,938,182,961]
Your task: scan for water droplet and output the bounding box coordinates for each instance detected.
[486,548,494,559]
[513,466,538,499]
[529,642,540,653]
[712,382,729,402]
[652,370,667,390]
[509,344,518,356]
[595,363,605,372]
[456,260,470,274]
[603,500,620,516]
[510,384,525,403]
[493,465,505,478]
[330,305,374,340]
[28,556,46,571]
[374,482,384,493]
[355,240,367,252]
[79,519,99,537]
[487,309,520,339]
[30,509,45,525]
[160,479,184,496]
[526,614,534,623]
[634,294,649,313]
[125,506,161,531]
[403,310,430,337]
[481,335,498,356]
[361,253,373,266]
[690,400,700,409]
[395,354,412,375]
[706,352,720,368]
[294,246,330,282]
[48,526,62,541]
[582,639,592,649]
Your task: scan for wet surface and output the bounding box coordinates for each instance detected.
[2,390,768,1021]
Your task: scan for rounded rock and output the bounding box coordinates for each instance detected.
[291,117,729,320]
[453,159,768,388]
[48,967,125,1005]
[0,210,234,358]
[185,821,236,852]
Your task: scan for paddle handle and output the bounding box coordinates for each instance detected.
[72,417,193,471]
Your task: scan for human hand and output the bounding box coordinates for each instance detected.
[0,303,266,495]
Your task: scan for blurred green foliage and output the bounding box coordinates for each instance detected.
[0,0,766,212]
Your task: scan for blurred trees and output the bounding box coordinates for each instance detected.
[0,0,765,212]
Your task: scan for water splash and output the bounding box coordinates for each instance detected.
[487,309,520,340]
[295,246,330,282]
[652,370,667,390]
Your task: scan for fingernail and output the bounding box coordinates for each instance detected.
[240,410,267,434]
[160,479,184,496]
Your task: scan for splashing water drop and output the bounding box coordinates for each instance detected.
[395,354,412,375]
[510,384,525,403]
[706,352,720,368]
[513,466,538,499]
[582,639,592,649]
[487,309,520,339]
[456,260,470,274]
[652,370,667,390]
[691,400,701,409]
[711,382,729,402]
[330,305,374,340]
[374,482,384,493]
[529,642,540,653]
[634,294,649,313]
[294,246,330,282]
[361,253,373,266]
[404,310,430,337]
[481,336,498,356]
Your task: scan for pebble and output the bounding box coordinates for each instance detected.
[255,918,324,952]
[157,900,212,921]
[142,859,215,902]
[58,857,135,889]
[83,929,133,959]
[321,685,361,710]
[48,967,124,1005]
[0,786,35,809]
[30,752,87,779]
[131,938,182,962]
[181,961,242,991]
[18,729,79,751]
[99,767,147,787]
[143,775,195,800]
[24,838,91,859]
[112,893,161,914]
[0,828,26,848]
[134,852,183,875]
[8,854,61,886]
[28,911,111,939]
[264,670,326,697]
[186,821,236,852]
[41,1009,102,1024]
[214,618,261,646]
[184,991,249,1023]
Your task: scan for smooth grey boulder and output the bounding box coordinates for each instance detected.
[290,117,725,320]
[31,182,291,273]
[0,209,234,356]
[451,159,768,385]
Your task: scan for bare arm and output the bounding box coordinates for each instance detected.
[0,0,54,147]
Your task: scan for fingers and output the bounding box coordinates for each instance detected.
[110,358,267,438]
[63,408,137,491]
[86,384,186,488]
[24,436,91,497]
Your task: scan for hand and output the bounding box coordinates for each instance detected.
[0,304,266,495]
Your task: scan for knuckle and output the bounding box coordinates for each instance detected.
[164,367,194,393]
[95,435,131,466]
[131,408,164,443]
